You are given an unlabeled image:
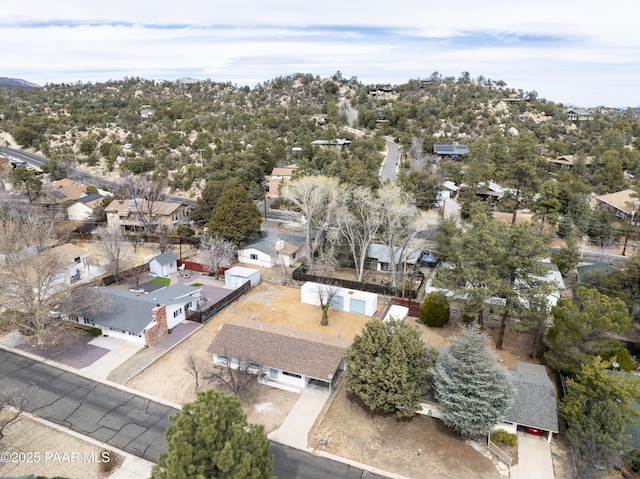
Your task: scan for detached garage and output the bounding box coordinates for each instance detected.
[300,281,378,317]
[224,266,261,288]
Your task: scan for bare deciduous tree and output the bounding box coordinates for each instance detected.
[336,185,385,282]
[0,215,103,345]
[206,356,258,398]
[282,176,339,274]
[114,175,166,234]
[200,235,236,279]
[94,225,134,283]
[317,284,341,326]
[377,184,422,289]
[184,354,205,392]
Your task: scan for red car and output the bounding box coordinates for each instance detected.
[524,427,544,436]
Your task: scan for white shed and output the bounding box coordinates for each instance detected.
[300,282,378,317]
[149,251,178,277]
[383,305,409,322]
[224,266,261,288]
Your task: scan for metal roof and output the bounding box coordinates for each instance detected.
[433,144,469,155]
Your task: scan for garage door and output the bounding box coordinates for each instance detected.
[349,298,366,315]
[330,295,344,310]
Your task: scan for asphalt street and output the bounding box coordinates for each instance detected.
[0,349,387,478]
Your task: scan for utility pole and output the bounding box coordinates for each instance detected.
[261,181,268,220]
[622,210,635,256]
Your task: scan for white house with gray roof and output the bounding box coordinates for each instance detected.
[238,232,305,268]
[74,284,202,345]
[207,319,351,393]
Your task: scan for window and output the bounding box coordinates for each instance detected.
[173,307,183,318]
[250,253,258,260]
[172,212,179,222]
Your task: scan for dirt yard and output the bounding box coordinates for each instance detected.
[125,282,377,431]
[312,384,503,479]
[0,413,122,479]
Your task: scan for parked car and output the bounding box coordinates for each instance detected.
[420,250,438,267]
[524,427,544,436]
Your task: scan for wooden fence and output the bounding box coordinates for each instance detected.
[177,260,229,276]
[390,298,421,317]
[187,281,251,323]
[488,438,513,466]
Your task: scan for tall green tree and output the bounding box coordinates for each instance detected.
[207,182,262,244]
[152,390,274,479]
[191,178,238,223]
[12,166,42,202]
[544,287,632,376]
[431,326,513,436]
[562,358,640,477]
[344,318,438,418]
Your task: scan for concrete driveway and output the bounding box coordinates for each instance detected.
[512,432,554,479]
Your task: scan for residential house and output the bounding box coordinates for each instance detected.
[546,154,594,171]
[433,144,470,157]
[149,251,178,277]
[74,284,203,345]
[67,192,108,221]
[499,361,559,443]
[238,231,305,268]
[104,199,187,233]
[563,108,591,121]
[207,319,351,392]
[265,165,297,199]
[441,180,459,199]
[311,139,351,151]
[367,243,421,272]
[595,189,638,223]
[418,361,559,443]
[140,108,156,119]
[35,178,87,208]
[475,181,504,202]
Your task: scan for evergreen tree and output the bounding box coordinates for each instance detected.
[152,390,274,479]
[344,318,438,418]
[207,182,262,244]
[191,178,236,223]
[544,287,631,376]
[431,327,513,436]
[419,291,451,327]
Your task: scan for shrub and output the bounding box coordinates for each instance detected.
[490,429,517,447]
[601,341,635,372]
[419,291,450,327]
[90,327,102,337]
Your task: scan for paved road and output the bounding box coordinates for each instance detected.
[549,246,629,266]
[380,137,399,182]
[0,146,196,206]
[339,100,358,128]
[0,349,388,478]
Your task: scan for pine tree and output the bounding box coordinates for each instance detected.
[431,327,513,436]
[152,390,274,479]
[207,182,262,244]
[344,318,438,418]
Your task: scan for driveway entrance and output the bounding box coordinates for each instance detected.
[512,432,554,479]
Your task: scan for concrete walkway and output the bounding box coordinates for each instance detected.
[80,336,144,379]
[516,432,554,479]
[267,385,330,449]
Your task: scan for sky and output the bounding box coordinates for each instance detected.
[1,1,638,108]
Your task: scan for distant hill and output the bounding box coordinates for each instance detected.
[0,77,40,88]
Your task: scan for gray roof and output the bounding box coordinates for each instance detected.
[239,232,304,256]
[89,285,200,334]
[207,319,351,381]
[79,192,104,204]
[433,144,469,155]
[152,251,178,266]
[367,243,421,265]
[503,367,559,433]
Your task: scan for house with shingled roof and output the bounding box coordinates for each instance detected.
[498,361,559,442]
[73,284,203,346]
[238,231,305,268]
[595,189,639,223]
[207,318,351,392]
